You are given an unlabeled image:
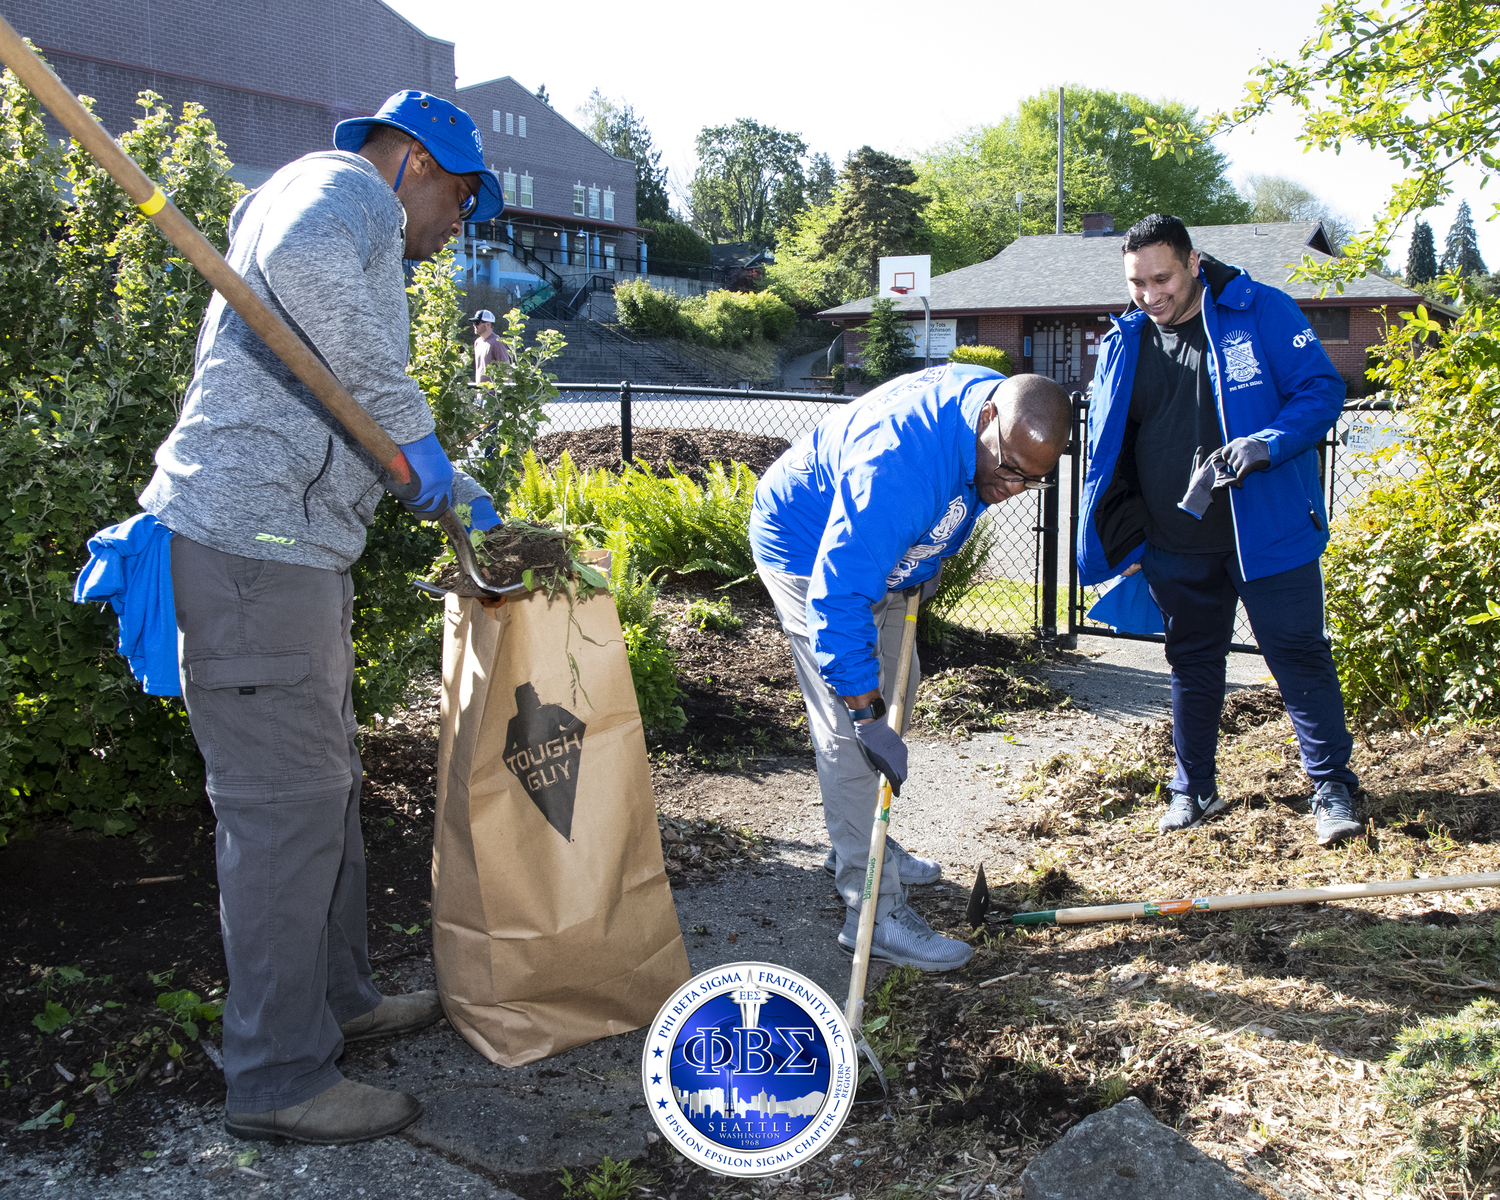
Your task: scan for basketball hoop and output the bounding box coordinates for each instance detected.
[889,285,911,294]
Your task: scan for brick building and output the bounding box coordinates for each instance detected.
[0,0,457,189]
[454,76,647,299]
[821,218,1429,395]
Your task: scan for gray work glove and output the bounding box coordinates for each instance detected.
[854,718,909,797]
[1178,447,1236,519]
[920,561,944,602]
[1221,437,1271,486]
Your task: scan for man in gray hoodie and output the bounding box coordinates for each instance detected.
[140,90,504,1144]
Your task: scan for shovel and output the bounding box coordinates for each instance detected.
[0,19,507,602]
[843,586,922,1094]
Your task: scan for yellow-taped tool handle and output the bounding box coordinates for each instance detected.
[0,17,409,481]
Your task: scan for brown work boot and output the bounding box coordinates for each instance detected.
[225,1078,421,1144]
[340,990,444,1044]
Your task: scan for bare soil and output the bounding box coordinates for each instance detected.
[533,426,791,482]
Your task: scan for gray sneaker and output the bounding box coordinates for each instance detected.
[1310,781,1365,846]
[823,837,943,886]
[1157,790,1227,833]
[838,900,973,972]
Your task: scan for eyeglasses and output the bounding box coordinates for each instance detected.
[985,463,1055,491]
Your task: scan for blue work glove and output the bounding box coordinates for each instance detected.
[464,496,501,532]
[1221,437,1271,486]
[396,432,455,519]
[920,561,944,603]
[855,718,909,797]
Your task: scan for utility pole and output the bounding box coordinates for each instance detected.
[1055,87,1064,236]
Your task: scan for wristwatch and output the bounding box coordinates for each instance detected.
[847,696,887,722]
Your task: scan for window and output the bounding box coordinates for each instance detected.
[502,171,517,207]
[492,110,502,133]
[505,112,514,136]
[602,189,615,221]
[574,184,586,216]
[588,187,600,219]
[518,173,533,208]
[1306,307,1350,342]
[603,242,616,269]
[521,230,534,250]
[518,115,527,138]
[956,317,979,346]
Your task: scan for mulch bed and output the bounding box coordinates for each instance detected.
[533,426,790,482]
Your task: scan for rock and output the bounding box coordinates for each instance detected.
[1020,1097,1258,1200]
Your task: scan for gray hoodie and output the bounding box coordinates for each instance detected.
[141,150,486,571]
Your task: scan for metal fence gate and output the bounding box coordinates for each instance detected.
[538,382,1053,637]
[1064,395,1411,654]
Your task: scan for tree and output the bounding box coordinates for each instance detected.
[806,151,837,206]
[576,89,671,222]
[640,217,712,266]
[689,119,807,246]
[1137,0,1500,290]
[1242,173,1354,247]
[534,83,551,109]
[1406,220,1438,285]
[917,87,1251,273]
[819,147,929,291]
[854,298,912,385]
[1441,199,1488,277]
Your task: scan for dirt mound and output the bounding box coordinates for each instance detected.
[533,425,790,482]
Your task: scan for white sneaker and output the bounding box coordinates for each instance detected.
[838,900,972,972]
[823,837,944,886]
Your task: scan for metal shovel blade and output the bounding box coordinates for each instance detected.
[966,863,991,928]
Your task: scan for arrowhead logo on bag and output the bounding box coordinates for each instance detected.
[504,682,586,839]
[642,963,855,1177]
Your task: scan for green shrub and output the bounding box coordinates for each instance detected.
[1325,293,1500,722]
[949,344,1013,373]
[1381,997,1500,1191]
[683,597,743,633]
[614,280,796,349]
[614,278,690,339]
[510,452,756,578]
[0,81,244,845]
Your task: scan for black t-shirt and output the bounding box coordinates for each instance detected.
[1127,314,1235,554]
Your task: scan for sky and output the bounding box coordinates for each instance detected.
[385,0,1498,274]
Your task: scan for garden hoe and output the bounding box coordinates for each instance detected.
[0,19,511,603]
[844,586,923,1097]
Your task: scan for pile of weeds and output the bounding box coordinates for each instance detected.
[657,815,763,884]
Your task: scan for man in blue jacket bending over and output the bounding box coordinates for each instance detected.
[751,366,1071,971]
[1078,214,1363,846]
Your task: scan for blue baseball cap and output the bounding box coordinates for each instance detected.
[334,90,503,221]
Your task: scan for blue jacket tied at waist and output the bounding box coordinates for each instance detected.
[1078,255,1345,588]
[750,364,999,696]
[74,512,180,697]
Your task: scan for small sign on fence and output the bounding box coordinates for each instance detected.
[1343,424,1405,454]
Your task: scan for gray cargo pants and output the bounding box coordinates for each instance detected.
[171,536,383,1113]
[759,566,920,923]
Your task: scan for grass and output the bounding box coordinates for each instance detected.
[940,578,1068,635]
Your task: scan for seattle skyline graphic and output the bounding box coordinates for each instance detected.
[668,989,830,1150]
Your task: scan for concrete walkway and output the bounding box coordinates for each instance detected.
[0,636,1272,1199]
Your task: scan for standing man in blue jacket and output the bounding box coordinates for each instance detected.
[1077,214,1363,845]
[751,365,1071,971]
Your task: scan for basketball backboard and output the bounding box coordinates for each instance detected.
[878,255,931,300]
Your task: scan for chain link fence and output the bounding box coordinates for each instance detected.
[1068,398,1409,653]
[538,382,1048,636]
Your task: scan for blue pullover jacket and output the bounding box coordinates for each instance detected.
[750,364,1000,696]
[1078,255,1345,586]
[74,512,180,697]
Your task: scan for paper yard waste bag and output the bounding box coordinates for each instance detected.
[432,589,690,1066]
